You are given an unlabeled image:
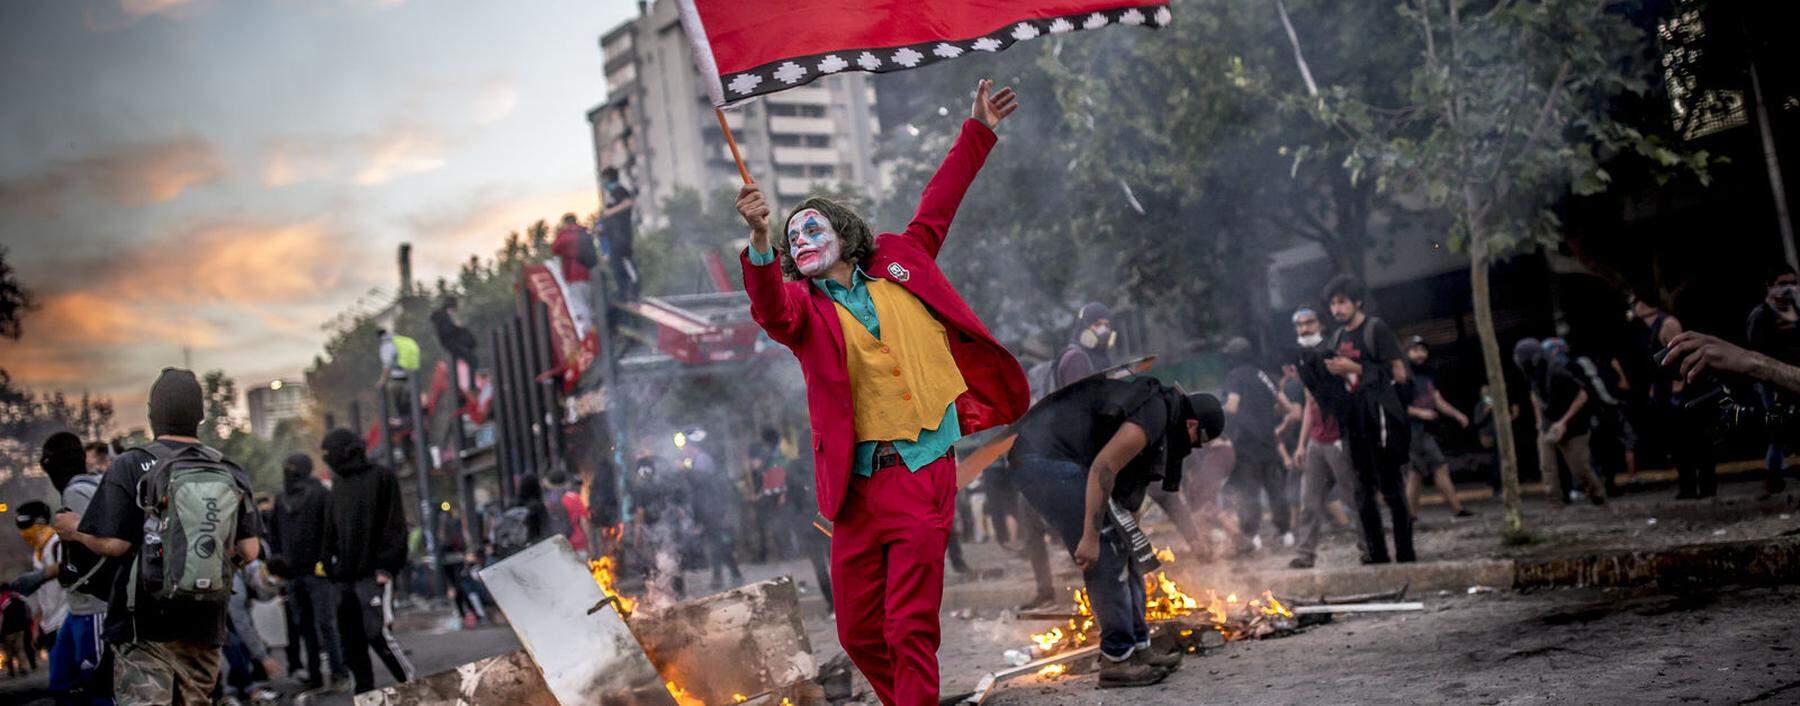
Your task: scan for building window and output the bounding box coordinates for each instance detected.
[776,164,806,177]
[771,134,803,147]
[808,165,836,178]
[804,134,831,148]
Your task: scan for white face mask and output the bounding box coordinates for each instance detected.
[787,208,842,278]
[1297,332,1324,348]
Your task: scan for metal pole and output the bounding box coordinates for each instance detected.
[1749,56,1798,272]
[378,384,393,469]
[408,372,440,595]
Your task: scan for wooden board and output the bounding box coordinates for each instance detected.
[477,537,675,706]
[629,576,819,706]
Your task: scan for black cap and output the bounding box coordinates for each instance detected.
[40,431,85,491]
[1186,393,1225,444]
[148,368,204,438]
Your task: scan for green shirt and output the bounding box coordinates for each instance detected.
[750,245,960,475]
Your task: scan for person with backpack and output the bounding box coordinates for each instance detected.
[269,452,347,693]
[1514,339,1608,507]
[31,432,111,703]
[1315,276,1416,564]
[318,428,414,694]
[54,368,262,705]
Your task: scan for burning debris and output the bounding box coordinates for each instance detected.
[1023,549,1302,659]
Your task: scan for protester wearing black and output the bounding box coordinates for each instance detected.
[600,166,639,301]
[781,449,834,608]
[1745,266,1799,496]
[36,432,112,703]
[681,441,744,590]
[1311,276,1415,564]
[63,368,262,705]
[1005,376,1222,688]
[1630,296,1716,498]
[1221,337,1291,555]
[318,428,414,694]
[269,453,346,691]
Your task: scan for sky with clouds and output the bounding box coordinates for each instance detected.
[0,0,636,429]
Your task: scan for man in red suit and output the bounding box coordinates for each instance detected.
[734,80,1028,706]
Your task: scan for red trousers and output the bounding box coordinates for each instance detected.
[830,454,956,706]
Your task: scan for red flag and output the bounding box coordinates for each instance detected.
[521,263,600,392]
[676,0,1170,106]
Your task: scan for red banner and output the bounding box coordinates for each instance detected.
[522,263,599,392]
[676,0,1170,105]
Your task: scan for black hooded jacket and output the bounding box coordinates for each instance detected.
[320,432,409,581]
[270,473,332,575]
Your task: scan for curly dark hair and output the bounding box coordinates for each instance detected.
[775,197,875,281]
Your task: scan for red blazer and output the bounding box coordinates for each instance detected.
[742,118,1030,521]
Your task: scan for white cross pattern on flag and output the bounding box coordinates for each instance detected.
[673,0,1171,107]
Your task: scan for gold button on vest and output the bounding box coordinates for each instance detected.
[835,279,967,443]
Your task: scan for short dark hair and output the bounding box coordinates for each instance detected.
[761,427,781,445]
[561,213,578,225]
[776,197,875,281]
[83,441,110,457]
[1767,264,1797,287]
[601,166,619,181]
[547,471,568,486]
[1322,274,1365,306]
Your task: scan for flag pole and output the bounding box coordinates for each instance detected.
[714,107,754,185]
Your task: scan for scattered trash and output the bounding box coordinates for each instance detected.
[1712,529,1728,536]
[952,608,975,620]
[1467,586,1497,594]
[1647,517,1658,526]
[1003,649,1030,667]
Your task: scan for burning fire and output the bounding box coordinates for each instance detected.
[1037,663,1068,678]
[589,555,638,615]
[665,681,703,706]
[1026,548,1298,654]
[733,694,749,703]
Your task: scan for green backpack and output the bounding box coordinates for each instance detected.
[129,441,250,606]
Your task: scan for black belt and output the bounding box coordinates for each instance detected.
[872,443,951,471]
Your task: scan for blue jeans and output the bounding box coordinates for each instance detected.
[1009,455,1149,661]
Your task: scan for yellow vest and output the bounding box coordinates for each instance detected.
[835,279,968,443]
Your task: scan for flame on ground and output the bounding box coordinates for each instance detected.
[732,693,749,703]
[1028,547,1296,654]
[665,681,704,706]
[1037,663,1068,678]
[589,555,638,615]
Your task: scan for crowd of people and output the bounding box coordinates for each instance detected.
[3,369,435,704]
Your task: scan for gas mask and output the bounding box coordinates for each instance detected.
[1080,324,1117,350]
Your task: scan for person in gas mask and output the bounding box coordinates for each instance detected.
[318,429,413,694]
[1057,302,1118,388]
[1514,338,1606,507]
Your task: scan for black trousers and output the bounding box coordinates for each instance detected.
[1344,416,1415,562]
[285,575,344,682]
[335,578,414,693]
[700,525,742,584]
[1228,445,1292,548]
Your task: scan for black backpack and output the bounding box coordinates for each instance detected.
[57,475,113,599]
[576,226,600,268]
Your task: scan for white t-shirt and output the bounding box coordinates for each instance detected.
[27,534,68,633]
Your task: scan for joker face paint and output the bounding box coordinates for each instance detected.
[787,208,842,278]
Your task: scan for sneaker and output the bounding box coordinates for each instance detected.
[1280,532,1296,548]
[1131,647,1182,670]
[1288,556,1315,569]
[1097,661,1169,689]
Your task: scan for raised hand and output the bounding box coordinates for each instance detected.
[736,184,772,249]
[971,79,1019,129]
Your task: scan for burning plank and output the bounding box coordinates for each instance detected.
[478,536,676,705]
[628,576,821,706]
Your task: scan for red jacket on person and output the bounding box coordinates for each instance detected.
[741,118,1030,521]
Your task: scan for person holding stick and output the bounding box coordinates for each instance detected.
[733,79,1026,706]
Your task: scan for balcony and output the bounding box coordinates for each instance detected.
[769,116,834,134]
[772,146,838,165]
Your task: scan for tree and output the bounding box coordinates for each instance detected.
[202,369,240,442]
[1263,0,1710,537]
[0,246,32,343]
